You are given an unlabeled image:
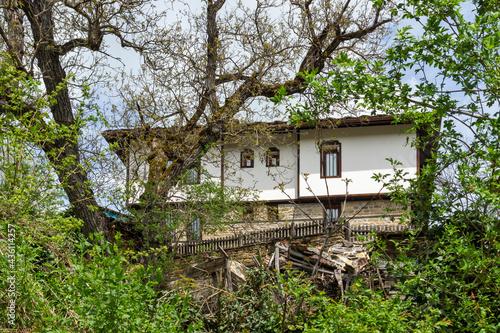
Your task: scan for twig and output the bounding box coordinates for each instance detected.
[377,268,388,298]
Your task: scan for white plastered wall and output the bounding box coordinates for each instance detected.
[123,124,416,205]
[299,124,417,198]
[223,133,298,201]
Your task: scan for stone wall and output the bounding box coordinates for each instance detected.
[206,220,298,239]
[279,203,324,220]
[342,200,407,227]
[203,199,407,239]
[171,229,345,275]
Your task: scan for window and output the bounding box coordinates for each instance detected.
[321,141,341,178]
[184,166,200,184]
[166,160,200,184]
[188,216,202,240]
[165,213,177,241]
[240,148,254,168]
[324,203,340,228]
[265,147,280,167]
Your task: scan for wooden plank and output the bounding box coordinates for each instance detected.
[183,257,225,279]
[274,246,280,272]
[225,258,233,291]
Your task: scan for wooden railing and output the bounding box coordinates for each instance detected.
[348,224,416,242]
[174,220,415,255]
[175,218,332,255]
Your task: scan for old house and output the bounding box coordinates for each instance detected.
[103,115,427,242]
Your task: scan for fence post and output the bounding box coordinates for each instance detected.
[238,232,243,247]
[345,221,351,242]
[290,221,295,238]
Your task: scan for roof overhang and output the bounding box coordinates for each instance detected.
[102,114,407,162]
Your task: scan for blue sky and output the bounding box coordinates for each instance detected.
[91,0,487,210]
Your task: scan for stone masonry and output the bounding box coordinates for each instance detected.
[203,199,407,239]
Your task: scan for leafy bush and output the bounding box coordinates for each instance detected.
[211,265,436,333]
[1,231,204,332]
[56,234,203,332]
[308,284,439,333]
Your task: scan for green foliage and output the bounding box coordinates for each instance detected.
[1,230,203,331]
[214,266,335,332]
[212,266,434,332]
[135,168,259,246]
[45,234,203,332]
[278,0,500,331]
[308,286,438,333]
[0,60,202,332]
[215,266,282,332]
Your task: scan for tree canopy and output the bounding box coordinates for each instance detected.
[3,0,500,331]
[0,0,395,239]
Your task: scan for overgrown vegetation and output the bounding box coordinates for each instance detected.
[0,59,432,332]
[275,0,500,331]
[3,0,500,331]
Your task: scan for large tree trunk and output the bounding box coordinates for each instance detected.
[20,0,109,240]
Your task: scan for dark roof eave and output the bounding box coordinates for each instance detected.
[102,114,402,140]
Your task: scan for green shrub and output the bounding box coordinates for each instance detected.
[307,284,439,333]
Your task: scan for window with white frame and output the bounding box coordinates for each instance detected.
[184,166,200,184]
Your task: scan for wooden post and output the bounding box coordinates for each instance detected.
[345,221,351,242]
[334,269,343,296]
[267,251,275,269]
[226,256,233,291]
[274,245,280,272]
[290,221,295,239]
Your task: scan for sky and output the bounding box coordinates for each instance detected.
[101,0,414,125]
[93,0,487,210]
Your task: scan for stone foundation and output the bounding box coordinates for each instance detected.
[342,200,407,227]
[202,199,408,239]
[206,220,297,239]
[171,229,345,273]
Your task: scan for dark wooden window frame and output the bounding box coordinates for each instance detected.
[320,140,341,178]
[323,202,341,227]
[240,148,254,168]
[266,147,280,167]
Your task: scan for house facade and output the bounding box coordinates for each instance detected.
[103,115,425,241]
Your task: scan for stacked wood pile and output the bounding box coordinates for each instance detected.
[172,239,395,306]
[266,240,390,298]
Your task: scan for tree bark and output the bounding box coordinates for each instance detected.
[19,0,109,239]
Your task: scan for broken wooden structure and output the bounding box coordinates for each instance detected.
[170,224,417,305]
[265,239,392,298]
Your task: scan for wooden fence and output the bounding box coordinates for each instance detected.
[348,224,416,242]
[175,220,415,255]
[176,219,329,255]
